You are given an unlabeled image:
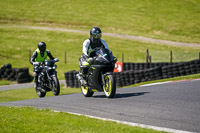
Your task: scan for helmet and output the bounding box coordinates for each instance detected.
[90,27,102,42]
[38,42,46,53]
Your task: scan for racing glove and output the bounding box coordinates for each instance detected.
[87,58,94,64]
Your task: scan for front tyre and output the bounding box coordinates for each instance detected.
[52,76,60,96]
[81,85,94,97]
[103,75,116,98]
[35,87,46,98]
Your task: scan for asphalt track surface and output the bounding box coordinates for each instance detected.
[1,80,200,132]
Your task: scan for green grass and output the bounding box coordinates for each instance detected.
[0,0,200,43]
[0,85,81,103]
[0,80,14,86]
[1,27,199,80]
[0,106,168,133]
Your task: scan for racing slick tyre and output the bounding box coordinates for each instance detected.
[103,75,116,98]
[52,76,60,96]
[81,85,94,97]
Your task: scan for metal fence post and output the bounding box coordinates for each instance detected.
[65,51,67,64]
[122,53,124,63]
[29,49,31,61]
[146,49,149,63]
[170,50,173,63]
[199,52,200,60]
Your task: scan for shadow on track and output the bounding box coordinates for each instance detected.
[93,92,150,98]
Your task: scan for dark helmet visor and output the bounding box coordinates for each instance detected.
[39,45,46,53]
[91,33,102,39]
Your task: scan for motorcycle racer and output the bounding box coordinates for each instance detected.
[77,27,111,85]
[30,42,55,89]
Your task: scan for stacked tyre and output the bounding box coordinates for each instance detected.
[148,68,156,81]
[134,71,141,83]
[154,66,163,80]
[17,68,30,83]
[124,71,131,86]
[143,69,151,81]
[0,64,12,80]
[114,72,122,87]
[64,70,76,88]
[129,71,135,85]
[123,62,176,71]
[139,70,145,82]
[74,71,81,88]
[195,60,200,73]
[178,63,186,76]
[162,66,168,79]
[1,64,31,83]
[184,62,191,75]
[120,72,126,87]
[134,63,139,71]
[190,60,197,74]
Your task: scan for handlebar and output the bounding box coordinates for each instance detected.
[54,58,59,62]
[33,58,59,66]
[33,62,41,66]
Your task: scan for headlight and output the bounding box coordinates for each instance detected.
[53,65,57,69]
[45,66,52,70]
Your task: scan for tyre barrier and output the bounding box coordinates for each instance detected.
[123,62,178,71]
[0,64,32,83]
[64,70,80,88]
[64,59,200,88]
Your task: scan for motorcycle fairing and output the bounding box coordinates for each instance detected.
[86,48,116,91]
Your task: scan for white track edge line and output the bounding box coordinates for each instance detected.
[53,110,193,133]
[140,81,172,87]
[140,78,200,87]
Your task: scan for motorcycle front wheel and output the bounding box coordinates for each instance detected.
[35,87,46,98]
[103,75,116,98]
[52,76,60,96]
[81,85,94,97]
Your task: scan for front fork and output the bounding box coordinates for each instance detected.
[46,70,57,88]
[101,72,113,88]
[101,71,106,87]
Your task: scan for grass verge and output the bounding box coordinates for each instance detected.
[0,85,81,103]
[0,80,14,86]
[0,106,168,133]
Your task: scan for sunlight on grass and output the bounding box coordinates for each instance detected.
[0,106,168,133]
[0,0,200,43]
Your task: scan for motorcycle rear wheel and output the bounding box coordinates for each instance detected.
[103,75,116,98]
[81,85,94,97]
[52,76,60,96]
